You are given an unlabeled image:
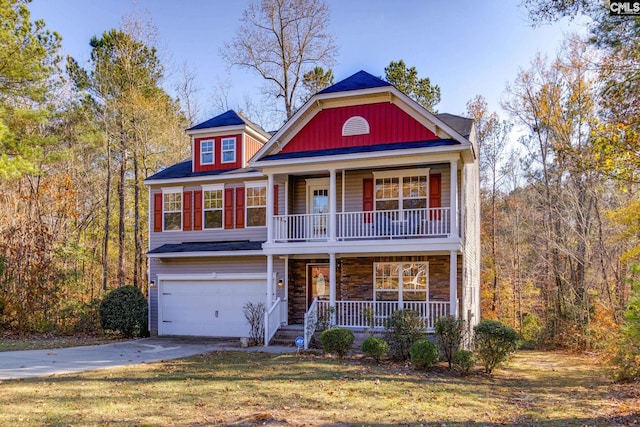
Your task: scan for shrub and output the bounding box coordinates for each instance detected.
[319,328,354,358]
[520,313,543,349]
[243,302,265,345]
[361,336,389,362]
[452,349,477,375]
[60,299,102,335]
[384,310,425,361]
[473,320,518,374]
[409,339,439,369]
[434,315,465,369]
[99,286,148,338]
[612,273,640,382]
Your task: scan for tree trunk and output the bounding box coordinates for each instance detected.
[102,138,112,292]
[117,123,127,288]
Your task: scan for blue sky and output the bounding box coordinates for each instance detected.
[29,0,589,128]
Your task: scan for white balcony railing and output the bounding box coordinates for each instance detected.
[316,300,451,331]
[272,208,451,242]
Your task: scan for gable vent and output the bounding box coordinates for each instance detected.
[342,116,370,136]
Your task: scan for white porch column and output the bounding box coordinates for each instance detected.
[450,160,458,237]
[266,254,274,308]
[449,251,458,317]
[329,169,337,242]
[266,174,274,243]
[329,252,337,324]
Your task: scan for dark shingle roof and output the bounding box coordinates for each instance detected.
[187,110,271,139]
[257,139,460,162]
[437,113,473,138]
[148,241,264,254]
[318,70,391,94]
[145,160,257,181]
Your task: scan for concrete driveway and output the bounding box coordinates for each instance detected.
[0,337,296,380]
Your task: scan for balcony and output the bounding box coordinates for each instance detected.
[272,207,452,242]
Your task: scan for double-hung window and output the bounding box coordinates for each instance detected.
[203,185,223,229]
[245,182,266,227]
[221,138,236,163]
[373,169,428,211]
[162,188,182,231]
[200,140,214,164]
[374,262,428,302]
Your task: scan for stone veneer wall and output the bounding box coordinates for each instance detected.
[288,255,463,324]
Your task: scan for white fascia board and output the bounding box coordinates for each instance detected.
[250,145,465,173]
[185,124,246,137]
[157,272,268,281]
[261,238,462,256]
[144,171,265,186]
[148,250,265,259]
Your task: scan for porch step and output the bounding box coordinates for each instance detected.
[268,325,379,349]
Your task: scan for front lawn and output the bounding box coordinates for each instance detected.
[0,332,125,352]
[0,350,637,426]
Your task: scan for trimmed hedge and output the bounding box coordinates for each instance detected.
[319,328,354,358]
[99,286,148,337]
[409,339,439,369]
[473,320,518,374]
[361,336,389,362]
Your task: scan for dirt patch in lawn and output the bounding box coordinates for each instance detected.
[0,331,127,352]
[0,349,637,426]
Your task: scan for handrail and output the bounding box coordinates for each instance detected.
[303,298,319,350]
[264,297,282,346]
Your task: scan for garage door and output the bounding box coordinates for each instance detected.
[159,277,266,337]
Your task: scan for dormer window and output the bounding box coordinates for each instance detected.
[201,140,214,164]
[222,138,236,163]
[342,116,370,136]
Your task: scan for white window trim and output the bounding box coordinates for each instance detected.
[244,181,267,228]
[373,262,429,304]
[372,168,431,212]
[221,137,236,164]
[200,139,215,165]
[162,186,183,232]
[202,184,225,230]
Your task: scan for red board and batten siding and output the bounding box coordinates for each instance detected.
[193,133,243,172]
[281,102,439,154]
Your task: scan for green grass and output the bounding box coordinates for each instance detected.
[0,350,637,426]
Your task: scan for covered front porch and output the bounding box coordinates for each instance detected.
[264,253,462,348]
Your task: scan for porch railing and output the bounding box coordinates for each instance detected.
[272,208,451,242]
[317,300,451,331]
[264,297,284,346]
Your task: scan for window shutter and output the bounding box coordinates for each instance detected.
[224,188,235,229]
[363,178,373,223]
[193,190,202,230]
[235,187,245,229]
[183,191,192,231]
[273,184,279,215]
[153,193,163,232]
[429,174,441,220]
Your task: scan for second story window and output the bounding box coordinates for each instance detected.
[246,184,266,227]
[201,140,214,164]
[374,170,429,212]
[221,138,236,163]
[163,190,182,231]
[375,177,399,210]
[203,186,223,229]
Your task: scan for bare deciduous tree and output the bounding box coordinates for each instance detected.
[222,0,337,119]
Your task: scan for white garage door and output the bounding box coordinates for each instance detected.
[159,277,266,337]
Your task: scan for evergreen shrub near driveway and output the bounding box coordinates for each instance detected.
[99,286,148,338]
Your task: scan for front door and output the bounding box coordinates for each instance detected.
[306,178,329,239]
[306,263,330,309]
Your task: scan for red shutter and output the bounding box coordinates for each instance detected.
[183,191,192,231]
[429,174,441,220]
[363,178,373,223]
[193,190,202,230]
[224,188,235,229]
[235,187,245,229]
[153,193,163,232]
[273,184,279,215]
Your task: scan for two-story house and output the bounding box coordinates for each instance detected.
[145,71,480,346]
